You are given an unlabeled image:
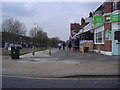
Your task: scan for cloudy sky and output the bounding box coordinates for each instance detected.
[1,0,105,41]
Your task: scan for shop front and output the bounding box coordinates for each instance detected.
[79,22,94,53]
[111,11,120,55]
[71,34,79,51]
[93,15,112,55]
[79,40,93,53]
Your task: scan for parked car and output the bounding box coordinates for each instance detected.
[9,44,22,49]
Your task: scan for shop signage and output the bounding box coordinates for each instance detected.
[83,23,93,33]
[85,17,93,23]
[93,11,102,16]
[106,17,110,20]
[110,14,120,22]
[94,23,104,29]
[105,31,112,40]
[94,16,104,23]
[93,16,104,28]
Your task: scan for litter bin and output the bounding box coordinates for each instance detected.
[11,47,20,59]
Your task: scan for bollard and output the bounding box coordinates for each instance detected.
[98,45,100,54]
[49,46,51,56]
[82,46,84,56]
[32,46,35,55]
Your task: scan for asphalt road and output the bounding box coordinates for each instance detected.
[2,76,119,88]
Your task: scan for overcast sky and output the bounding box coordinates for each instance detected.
[1,1,105,41]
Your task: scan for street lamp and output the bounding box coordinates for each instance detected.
[32,23,39,56]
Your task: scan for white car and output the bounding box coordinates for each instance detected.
[9,44,22,50]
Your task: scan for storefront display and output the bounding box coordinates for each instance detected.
[79,40,93,52]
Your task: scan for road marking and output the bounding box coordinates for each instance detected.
[1,75,77,80]
[17,61,28,63]
[62,60,79,64]
[1,75,118,80]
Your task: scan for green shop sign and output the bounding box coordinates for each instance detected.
[93,22,104,29]
[94,16,104,23]
[110,14,120,22]
[93,16,104,28]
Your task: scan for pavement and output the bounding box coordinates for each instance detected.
[2,48,119,78]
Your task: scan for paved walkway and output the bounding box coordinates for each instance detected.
[2,48,119,77]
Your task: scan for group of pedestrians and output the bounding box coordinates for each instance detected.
[58,41,72,50]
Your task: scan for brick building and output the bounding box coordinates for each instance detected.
[69,0,120,55]
[93,1,120,55]
[70,23,81,36]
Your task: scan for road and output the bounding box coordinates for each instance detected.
[2,75,119,88]
[2,48,119,89]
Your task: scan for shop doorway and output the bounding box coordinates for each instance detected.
[112,29,120,55]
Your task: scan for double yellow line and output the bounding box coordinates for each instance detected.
[1,75,77,80]
[1,75,118,80]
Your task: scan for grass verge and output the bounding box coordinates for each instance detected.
[1,48,47,56]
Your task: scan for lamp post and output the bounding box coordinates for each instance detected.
[32,23,39,56]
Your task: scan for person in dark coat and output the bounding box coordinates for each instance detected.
[68,41,72,50]
[62,42,66,50]
[58,43,62,50]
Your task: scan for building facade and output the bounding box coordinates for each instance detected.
[69,0,120,55]
[70,23,81,36]
[93,1,120,55]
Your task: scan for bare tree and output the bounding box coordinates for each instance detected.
[2,18,26,36]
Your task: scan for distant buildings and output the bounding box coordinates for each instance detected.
[70,23,81,36]
[69,0,120,55]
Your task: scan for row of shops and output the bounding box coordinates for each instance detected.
[69,1,120,55]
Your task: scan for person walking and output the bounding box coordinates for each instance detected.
[62,42,66,50]
[68,41,72,50]
[58,43,62,50]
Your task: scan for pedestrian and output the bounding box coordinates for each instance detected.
[68,41,72,50]
[58,43,62,50]
[62,42,66,50]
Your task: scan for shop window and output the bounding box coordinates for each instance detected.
[114,31,120,42]
[95,31,104,44]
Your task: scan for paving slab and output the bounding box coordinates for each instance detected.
[2,48,119,77]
